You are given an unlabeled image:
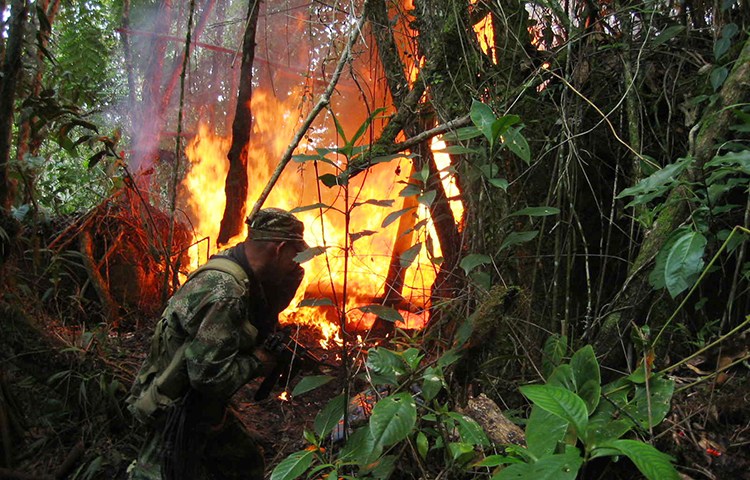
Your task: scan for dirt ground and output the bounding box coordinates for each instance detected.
[1,313,749,480]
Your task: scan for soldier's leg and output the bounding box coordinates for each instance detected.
[204,412,265,480]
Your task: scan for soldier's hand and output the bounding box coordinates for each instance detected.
[252,347,278,379]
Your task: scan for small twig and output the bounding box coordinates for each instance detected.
[247,5,368,220]
[675,352,750,393]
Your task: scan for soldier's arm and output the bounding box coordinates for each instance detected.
[184,297,263,400]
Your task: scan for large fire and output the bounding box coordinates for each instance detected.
[182,86,460,346]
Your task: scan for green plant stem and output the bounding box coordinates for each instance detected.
[659,315,750,374]
[675,351,750,394]
[652,225,750,347]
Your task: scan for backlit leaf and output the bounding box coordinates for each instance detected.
[381,207,416,228]
[294,246,327,264]
[298,297,335,308]
[358,305,404,323]
[292,375,335,397]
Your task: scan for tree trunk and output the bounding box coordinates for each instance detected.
[594,36,750,371]
[15,0,60,206]
[217,0,261,246]
[0,0,29,211]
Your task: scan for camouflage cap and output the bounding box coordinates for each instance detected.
[246,208,308,248]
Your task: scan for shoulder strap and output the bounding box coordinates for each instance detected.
[186,257,249,285]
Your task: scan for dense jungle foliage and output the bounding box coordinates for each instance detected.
[0,0,748,478]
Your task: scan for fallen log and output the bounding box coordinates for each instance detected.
[457,393,526,447]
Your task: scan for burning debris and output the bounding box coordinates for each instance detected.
[44,184,192,321]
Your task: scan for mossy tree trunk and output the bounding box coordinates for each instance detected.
[218,0,260,245]
[594,36,750,371]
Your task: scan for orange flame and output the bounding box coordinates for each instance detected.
[182,85,459,344]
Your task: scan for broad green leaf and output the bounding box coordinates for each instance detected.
[542,334,568,378]
[570,346,601,413]
[369,392,417,448]
[499,231,539,252]
[437,349,462,368]
[361,454,397,479]
[314,394,346,438]
[298,297,335,308]
[651,25,685,45]
[503,127,531,164]
[400,243,422,268]
[340,426,382,465]
[292,375,335,397]
[416,432,429,459]
[448,442,476,463]
[492,446,583,480]
[471,99,497,145]
[648,227,692,290]
[710,66,729,91]
[399,184,421,197]
[547,364,577,392]
[400,348,423,371]
[422,366,444,401]
[714,37,731,61]
[447,412,490,446]
[525,406,568,458]
[440,126,483,142]
[358,305,404,323]
[508,206,560,217]
[616,157,692,201]
[381,206,416,228]
[491,114,521,139]
[294,246,327,264]
[433,145,480,155]
[470,271,492,290]
[367,347,406,381]
[460,253,492,275]
[664,231,707,297]
[318,173,341,188]
[488,177,509,190]
[270,449,315,480]
[418,190,436,207]
[520,385,588,438]
[597,439,679,480]
[622,376,675,428]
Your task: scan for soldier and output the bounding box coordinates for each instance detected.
[126,208,307,480]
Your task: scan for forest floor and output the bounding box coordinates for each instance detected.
[1,307,750,480]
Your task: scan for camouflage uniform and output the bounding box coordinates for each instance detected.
[127,209,306,480]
